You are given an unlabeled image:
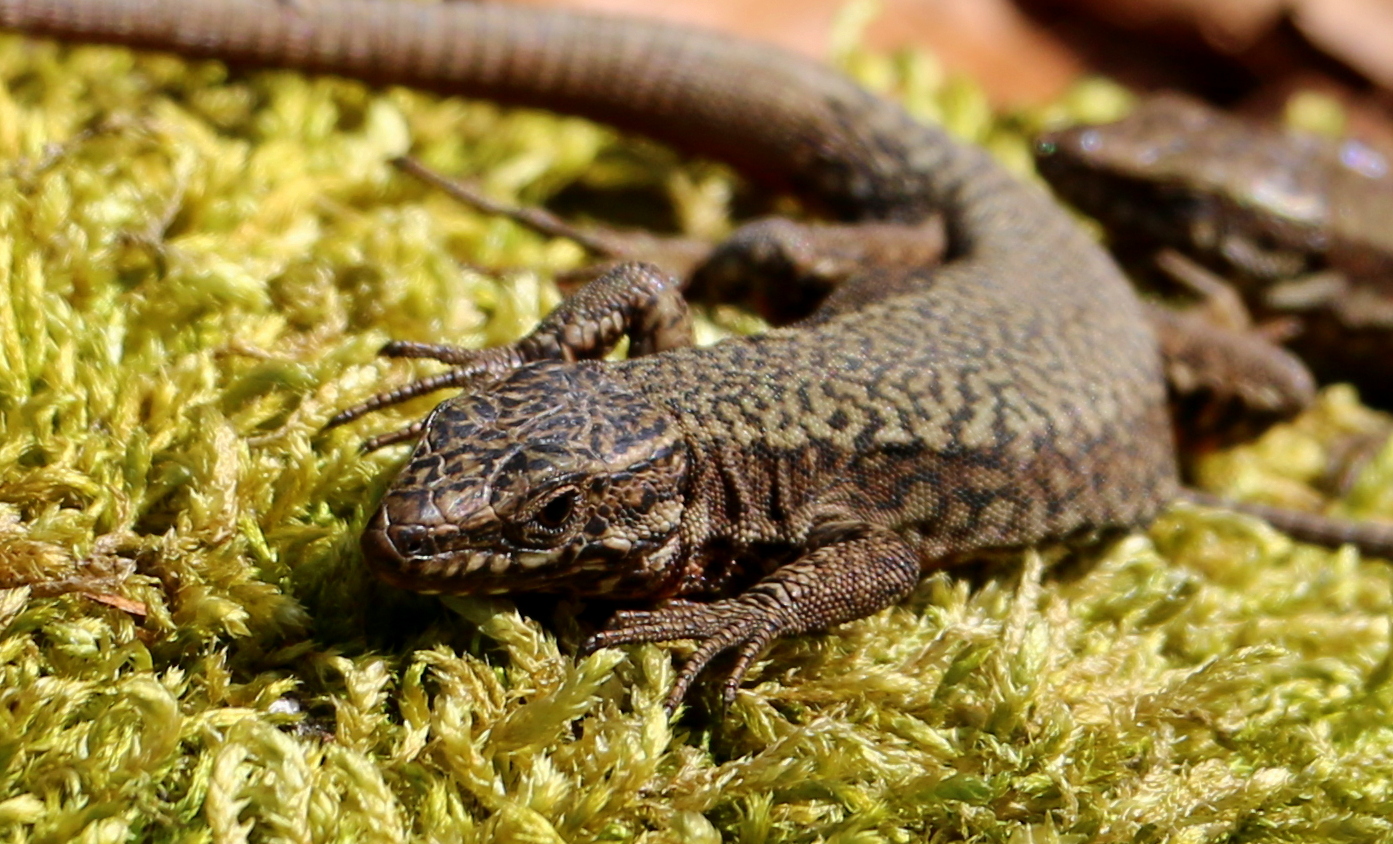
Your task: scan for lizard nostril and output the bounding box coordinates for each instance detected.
[388,525,430,558]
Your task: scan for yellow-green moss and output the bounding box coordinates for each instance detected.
[2,13,1392,844]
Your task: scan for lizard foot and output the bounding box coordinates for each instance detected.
[324,262,694,441]
[581,596,787,712]
[395,154,948,323]
[324,344,529,431]
[393,155,713,280]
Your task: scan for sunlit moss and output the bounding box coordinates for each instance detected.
[1,13,1392,844]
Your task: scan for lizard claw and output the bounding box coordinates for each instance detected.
[323,344,527,432]
[359,418,428,452]
[377,339,485,364]
[582,596,789,712]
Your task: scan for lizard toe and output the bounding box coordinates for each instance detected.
[581,597,791,711]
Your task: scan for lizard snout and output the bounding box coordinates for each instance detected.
[360,501,500,591]
[359,507,415,588]
[359,505,463,590]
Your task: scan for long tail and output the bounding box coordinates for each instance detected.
[0,0,983,221]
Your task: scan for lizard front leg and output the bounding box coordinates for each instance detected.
[327,262,693,442]
[394,154,948,323]
[1144,301,1315,448]
[582,525,922,711]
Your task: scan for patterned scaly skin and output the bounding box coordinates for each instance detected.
[0,0,1180,708]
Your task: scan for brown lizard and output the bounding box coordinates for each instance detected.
[1036,93,1393,407]
[4,0,1391,711]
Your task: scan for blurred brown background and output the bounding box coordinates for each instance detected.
[519,0,1393,138]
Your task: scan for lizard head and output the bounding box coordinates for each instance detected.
[360,361,690,598]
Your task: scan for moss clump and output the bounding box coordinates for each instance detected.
[2,14,1392,844]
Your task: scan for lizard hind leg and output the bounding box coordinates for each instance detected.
[581,526,922,712]
[689,216,948,324]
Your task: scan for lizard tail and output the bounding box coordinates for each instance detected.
[0,0,1066,233]
[1178,488,1393,560]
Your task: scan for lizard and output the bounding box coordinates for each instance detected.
[1035,92,1393,407]
[3,0,1392,711]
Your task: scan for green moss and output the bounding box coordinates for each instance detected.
[1,17,1392,844]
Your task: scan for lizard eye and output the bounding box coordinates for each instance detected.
[536,489,577,529]
[510,486,581,547]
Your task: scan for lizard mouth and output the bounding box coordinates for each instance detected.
[359,507,560,593]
